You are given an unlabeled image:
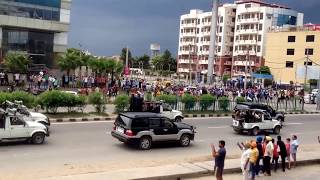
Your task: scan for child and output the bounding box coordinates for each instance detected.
[286,138,291,169]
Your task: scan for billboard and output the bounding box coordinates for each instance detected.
[296,65,320,79]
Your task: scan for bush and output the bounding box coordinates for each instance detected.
[218,96,230,112]
[145,92,152,102]
[236,96,246,104]
[114,95,130,113]
[156,94,177,106]
[199,94,216,111]
[88,92,105,113]
[37,90,86,113]
[0,91,36,108]
[181,94,197,111]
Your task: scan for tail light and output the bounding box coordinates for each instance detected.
[125,130,134,136]
[112,126,116,131]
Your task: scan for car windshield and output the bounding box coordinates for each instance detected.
[234,110,263,123]
[115,115,131,127]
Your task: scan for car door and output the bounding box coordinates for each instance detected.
[0,116,9,140]
[262,113,273,130]
[149,117,162,141]
[161,104,173,120]
[9,116,29,139]
[160,118,179,141]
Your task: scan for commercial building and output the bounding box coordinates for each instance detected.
[265,26,320,84]
[177,0,303,80]
[0,0,72,68]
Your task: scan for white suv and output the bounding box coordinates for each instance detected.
[232,109,282,136]
[0,110,49,144]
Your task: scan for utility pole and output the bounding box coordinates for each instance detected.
[207,0,219,85]
[244,45,249,90]
[304,53,309,88]
[189,44,192,85]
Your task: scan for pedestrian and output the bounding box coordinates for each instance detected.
[211,140,226,180]
[263,136,273,176]
[238,142,251,180]
[272,139,279,172]
[250,141,259,180]
[291,135,299,168]
[316,92,320,111]
[255,136,264,176]
[286,138,291,169]
[277,136,287,172]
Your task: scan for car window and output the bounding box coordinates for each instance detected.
[163,118,174,128]
[149,118,161,128]
[10,117,24,126]
[131,118,149,128]
[162,104,172,111]
[115,115,131,127]
[0,115,5,128]
[264,114,272,120]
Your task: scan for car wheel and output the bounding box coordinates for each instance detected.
[274,126,281,135]
[277,117,284,126]
[252,127,260,136]
[175,116,182,122]
[233,128,241,134]
[180,134,191,147]
[139,136,152,150]
[32,133,45,144]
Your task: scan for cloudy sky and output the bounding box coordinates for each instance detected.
[68,0,320,57]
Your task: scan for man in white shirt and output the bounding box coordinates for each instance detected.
[263,136,274,176]
[291,135,299,168]
[239,142,251,180]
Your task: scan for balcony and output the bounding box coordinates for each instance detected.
[181,32,196,37]
[201,31,211,36]
[178,68,190,73]
[233,71,251,77]
[199,60,208,65]
[237,18,260,24]
[236,29,259,34]
[181,23,197,28]
[234,60,255,66]
[234,39,257,45]
[224,61,232,66]
[180,41,196,46]
[201,21,211,27]
[234,50,258,56]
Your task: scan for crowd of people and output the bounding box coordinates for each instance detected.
[211,134,303,180]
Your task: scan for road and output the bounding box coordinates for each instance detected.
[0,114,320,180]
[186,165,320,180]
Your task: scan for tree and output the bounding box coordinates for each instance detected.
[222,74,231,85]
[3,53,30,73]
[151,49,177,73]
[58,48,79,76]
[256,66,271,75]
[120,48,134,67]
[135,54,150,69]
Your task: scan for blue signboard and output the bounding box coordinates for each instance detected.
[14,0,61,8]
[252,73,273,79]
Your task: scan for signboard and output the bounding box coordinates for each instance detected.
[252,73,273,79]
[296,65,320,79]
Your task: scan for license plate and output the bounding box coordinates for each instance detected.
[116,127,124,134]
[233,120,239,126]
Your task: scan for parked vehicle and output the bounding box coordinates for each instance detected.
[234,102,285,125]
[0,109,49,144]
[111,112,195,150]
[1,101,50,127]
[232,109,282,136]
[143,101,184,122]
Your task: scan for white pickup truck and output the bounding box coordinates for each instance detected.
[0,111,49,144]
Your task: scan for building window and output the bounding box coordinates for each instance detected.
[259,13,264,20]
[219,16,223,23]
[229,47,233,51]
[257,35,262,41]
[245,4,251,8]
[288,36,296,42]
[230,37,234,42]
[233,9,236,13]
[231,27,235,32]
[197,28,199,34]
[305,48,314,55]
[304,61,313,66]
[287,49,295,55]
[286,61,294,68]
[306,35,315,42]
[235,46,238,51]
[257,46,261,52]
[258,24,263,31]
[218,46,221,52]
[219,26,223,32]
[232,17,235,22]
[237,25,240,30]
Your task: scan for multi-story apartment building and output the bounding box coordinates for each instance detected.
[178,4,237,79]
[177,0,303,80]
[0,0,72,68]
[265,27,320,84]
[233,0,303,77]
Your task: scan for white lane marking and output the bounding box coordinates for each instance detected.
[52,121,114,125]
[195,139,205,142]
[185,116,231,120]
[286,123,304,125]
[208,126,229,129]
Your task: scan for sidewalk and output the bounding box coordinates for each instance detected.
[43,150,320,180]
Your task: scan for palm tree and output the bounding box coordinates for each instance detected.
[57,49,78,77]
[3,52,30,73]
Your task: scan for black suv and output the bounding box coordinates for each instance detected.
[111,112,195,150]
[234,102,285,123]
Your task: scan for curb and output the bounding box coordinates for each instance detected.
[135,158,320,180]
[50,117,114,123]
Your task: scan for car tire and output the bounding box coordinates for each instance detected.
[252,127,260,136]
[274,126,281,135]
[32,133,45,144]
[277,117,284,126]
[180,134,191,147]
[233,128,241,134]
[139,136,152,150]
[175,116,182,122]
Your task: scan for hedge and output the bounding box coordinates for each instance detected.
[156,94,177,106]
[181,94,197,111]
[236,96,246,104]
[218,96,230,112]
[88,92,105,113]
[0,91,36,108]
[199,94,216,111]
[114,95,130,113]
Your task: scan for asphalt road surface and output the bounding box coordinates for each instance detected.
[1,114,320,180]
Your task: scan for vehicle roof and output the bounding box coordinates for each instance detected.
[237,102,269,107]
[119,112,164,119]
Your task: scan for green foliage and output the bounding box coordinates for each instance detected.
[0,91,35,108]
[3,53,30,73]
[114,95,130,113]
[218,96,230,112]
[264,79,273,87]
[181,94,197,111]
[151,49,177,72]
[256,66,271,75]
[133,54,150,69]
[156,94,177,106]
[88,92,105,113]
[309,79,318,86]
[37,91,85,113]
[236,96,246,104]
[222,74,231,84]
[120,48,134,66]
[199,94,216,111]
[145,92,152,102]
[57,48,79,75]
